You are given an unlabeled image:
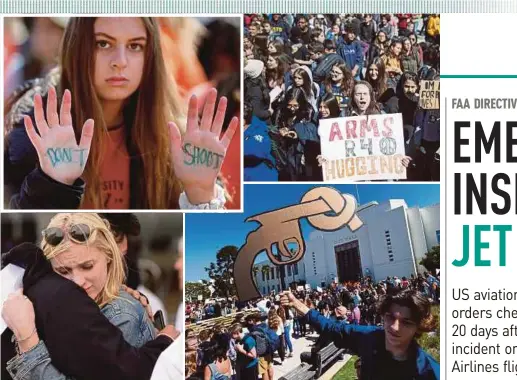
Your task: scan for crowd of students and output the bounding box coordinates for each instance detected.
[185,269,440,379]
[244,14,440,182]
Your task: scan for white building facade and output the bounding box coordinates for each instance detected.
[253,260,306,296]
[253,200,440,292]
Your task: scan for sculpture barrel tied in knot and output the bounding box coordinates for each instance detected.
[234,187,364,301]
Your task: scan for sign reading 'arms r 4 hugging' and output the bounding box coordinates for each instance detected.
[319,113,407,182]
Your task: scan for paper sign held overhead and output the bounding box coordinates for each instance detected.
[319,113,406,182]
[419,80,440,109]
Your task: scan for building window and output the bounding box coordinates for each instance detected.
[287,265,292,276]
[277,284,280,292]
[267,285,270,293]
[271,268,275,280]
[262,270,265,281]
[294,263,299,275]
[389,258,394,262]
[436,230,440,243]
[389,254,394,259]
[266,269,270,281]
[263,287,266,294]
[388,249,393,254]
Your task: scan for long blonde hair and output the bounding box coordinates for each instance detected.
[59,17,185,208]
[41,213,126,307]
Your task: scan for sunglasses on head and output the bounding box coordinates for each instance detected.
[42,224,93,246]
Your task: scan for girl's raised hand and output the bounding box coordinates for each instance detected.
[24,86,94,185]
[169,88,238,205]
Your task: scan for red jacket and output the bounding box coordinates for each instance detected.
[396,14,411,29]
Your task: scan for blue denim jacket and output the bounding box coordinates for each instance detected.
[6,288,156,380]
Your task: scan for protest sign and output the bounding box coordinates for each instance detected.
[319,113,407,181]
[419,80,440,109]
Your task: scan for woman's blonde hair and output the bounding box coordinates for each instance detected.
[59,17,185,209]
[41,213,126,307]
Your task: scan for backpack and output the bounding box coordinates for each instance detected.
[248,324,280,356]
[418,65,438,81]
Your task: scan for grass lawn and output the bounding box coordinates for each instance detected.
[417,304,440,362]
[332,305,440,379]
[332,356,358,380]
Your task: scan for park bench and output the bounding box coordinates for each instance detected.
[314,342,345,378]
[279,362,315,380]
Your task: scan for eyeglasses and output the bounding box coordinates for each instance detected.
[42,224,93,246]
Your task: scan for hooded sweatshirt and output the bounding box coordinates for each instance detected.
[269,17,291,41]
[337,38,364,72]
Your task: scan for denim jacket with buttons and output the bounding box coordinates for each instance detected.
[6,288,156,380]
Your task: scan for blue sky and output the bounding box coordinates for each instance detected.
[185,184,439,281]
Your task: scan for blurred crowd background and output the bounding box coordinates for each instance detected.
[1,213,184,327]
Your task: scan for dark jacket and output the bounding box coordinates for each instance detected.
[360,21,376,43]
[4,75,171,210]
[1,243,171,380]
[306,309,439,379]
[270,118,319,181]
[244,77,271,122]
[313,53,345,83]
[383,92,419,126]
[401,53,420,76]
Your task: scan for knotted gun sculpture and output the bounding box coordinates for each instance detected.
[233,187,364,301]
